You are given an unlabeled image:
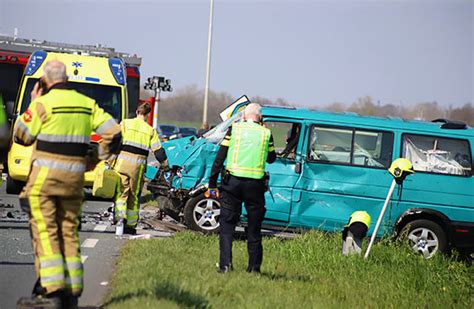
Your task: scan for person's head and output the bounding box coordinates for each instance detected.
[244,103,262,122]
[136,102,152,120]
[43,60,68,87]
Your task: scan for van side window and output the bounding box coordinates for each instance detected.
[308,126,393,168]
[402,134,472,176]
[264,121,301,160]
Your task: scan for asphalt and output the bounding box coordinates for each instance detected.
[0,178,177,309]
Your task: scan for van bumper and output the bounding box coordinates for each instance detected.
[449,221,474,253]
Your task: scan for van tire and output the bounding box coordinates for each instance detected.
[400,219,448,259]
[184,193,221,235]
[6,175,25,195]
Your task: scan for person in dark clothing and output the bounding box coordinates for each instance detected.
[206,103,276,273]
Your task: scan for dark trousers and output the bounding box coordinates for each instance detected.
[219,174,266,271]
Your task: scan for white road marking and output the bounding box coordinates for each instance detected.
[94,224,107,232]
[81,255,88,263]
[81,238,99,248]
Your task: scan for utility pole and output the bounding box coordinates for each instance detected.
[144,76,172,130]
[202,0,215,128]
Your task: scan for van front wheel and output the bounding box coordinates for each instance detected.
[401,219,448,259]
[184,193,221,235]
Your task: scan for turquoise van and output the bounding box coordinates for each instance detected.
[149,102,473,258]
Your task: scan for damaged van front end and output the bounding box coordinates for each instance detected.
[147,113,244,233]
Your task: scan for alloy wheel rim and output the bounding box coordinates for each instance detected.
[407,227,439,259]
[193,198,221,230]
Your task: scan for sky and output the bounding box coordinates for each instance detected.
[0,0,472,108]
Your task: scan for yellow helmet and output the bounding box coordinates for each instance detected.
[389,158,414,179]
[347,211,371,229]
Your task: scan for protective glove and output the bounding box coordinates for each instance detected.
[160,164,171,173]
[204,188,220,199]
[85,145,100,172]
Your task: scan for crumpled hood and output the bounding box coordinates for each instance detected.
[162,136,219,189]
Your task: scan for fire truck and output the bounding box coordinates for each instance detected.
[0,36,141,193]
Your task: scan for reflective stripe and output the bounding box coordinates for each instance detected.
[42,273,65,284]
[117,154,146,165]
[40,254,65,285]
[16,120,35,144]
[123,140,149,151]
[151,142,161,150]
[115,200,127,218]
[40,257,64,268]
[33,159,86,173]
[65,276,83,287]
[37,134,90,144]
[65,257,82,270]
[127,210,138,217]
[30,167,53,255]
[96,118,117,135]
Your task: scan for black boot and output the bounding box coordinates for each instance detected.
[61,293,79,309]
[17,292,62,309]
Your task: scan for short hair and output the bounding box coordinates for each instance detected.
[244,103,262,118]
[137,102,152,115]
[44,60,68,83]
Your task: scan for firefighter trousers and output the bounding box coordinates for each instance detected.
[219,175,266,271]
[114,158,145,228]
[20,165,84,297]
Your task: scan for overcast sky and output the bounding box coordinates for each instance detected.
[0,0,472,107]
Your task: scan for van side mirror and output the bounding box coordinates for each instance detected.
[6,101,16,119]
[295,162,302,174]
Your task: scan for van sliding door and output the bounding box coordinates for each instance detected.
[293,123,394,235]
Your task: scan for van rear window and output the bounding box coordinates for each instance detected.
[308,126,394,168]
[402,134,472,177]
[21,78,122,121]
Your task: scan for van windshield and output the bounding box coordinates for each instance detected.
[20,78,122,121]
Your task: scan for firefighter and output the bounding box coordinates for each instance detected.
[206,103,276,273]
[113,102,169,235]
[342,211,371,255]
[15,60,122,308]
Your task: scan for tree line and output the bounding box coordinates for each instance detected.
[141,86,473,127]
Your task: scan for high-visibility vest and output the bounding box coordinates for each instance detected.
[120,118,161,157]
[226,121,271,179]
[15,88,117,157]
[347,211,371,229]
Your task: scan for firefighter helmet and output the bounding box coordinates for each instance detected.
[389,158,414,183]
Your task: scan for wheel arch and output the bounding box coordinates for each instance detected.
[394,208,452,244]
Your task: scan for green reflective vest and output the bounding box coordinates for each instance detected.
[14,88,117,156]
[226,121,271,179]
[120,118,161,156]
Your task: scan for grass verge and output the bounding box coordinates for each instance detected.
[104,231,473,308]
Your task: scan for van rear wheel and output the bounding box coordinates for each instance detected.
[401,219,448,259]
[6,175,25,195]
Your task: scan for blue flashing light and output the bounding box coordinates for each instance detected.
[108,58,125,85]
[25,50,47,76]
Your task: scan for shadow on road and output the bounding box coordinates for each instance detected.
[104,281,209,308]
[0,261,34,265]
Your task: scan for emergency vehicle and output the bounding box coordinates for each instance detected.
[148,97,474,258]
[0,36,141,193]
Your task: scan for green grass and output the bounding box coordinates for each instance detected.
[104,231,473,308]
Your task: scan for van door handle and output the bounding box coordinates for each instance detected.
[295,162,302,174]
